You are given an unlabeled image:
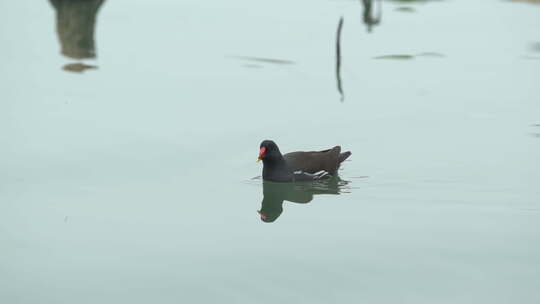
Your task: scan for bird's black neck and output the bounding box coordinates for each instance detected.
[262,152,290,181]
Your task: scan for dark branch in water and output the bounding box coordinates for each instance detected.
[335,16,344,102]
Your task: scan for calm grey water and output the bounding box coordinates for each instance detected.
[1,0,540,303]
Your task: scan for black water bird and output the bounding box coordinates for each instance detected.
[257,140,351,182]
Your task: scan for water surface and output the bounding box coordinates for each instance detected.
[1,0,539,303]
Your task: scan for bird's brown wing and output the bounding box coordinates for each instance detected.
[284,146,341,175]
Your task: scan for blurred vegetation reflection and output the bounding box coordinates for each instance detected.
[257,178,349,223]
[49,0,105,72]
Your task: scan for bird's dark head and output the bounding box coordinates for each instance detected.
[257,140,282,162]
[257,208,282,223]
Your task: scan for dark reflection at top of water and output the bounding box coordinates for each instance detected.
[257,178,350,223]
[49,0,105,60]
[360,0,382,33]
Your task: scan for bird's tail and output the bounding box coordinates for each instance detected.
[339,151,351,163]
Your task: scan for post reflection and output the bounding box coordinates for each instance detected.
[49,0,105,72]
[335,17,344,101]
[257,178,349,223]
[361,0,382,33]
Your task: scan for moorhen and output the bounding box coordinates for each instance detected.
[257,140,351,182]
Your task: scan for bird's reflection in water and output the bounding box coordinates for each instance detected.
[49,0,105,72]
[258,178,350,223]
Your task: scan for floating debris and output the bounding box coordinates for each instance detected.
[374,54,414,60]
[63,62,97,73]
[229,55,295,65]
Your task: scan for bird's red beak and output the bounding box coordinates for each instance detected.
[257,147,266,162]
[257,210,267,221]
